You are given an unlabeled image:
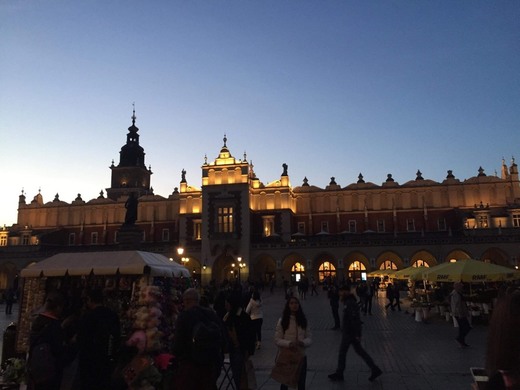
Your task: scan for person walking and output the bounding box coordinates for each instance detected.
[5,288,15,315]
[450,282,471,347]
[328,284,341,329]
[77,289,121,390]
[310,277,319,296]
[393,283,402,311]
[274,296,312,390]
[385,283,395,311]
[246,290,264,350]
[223,291,256,390]
[172,288,224,389]
[328,285,382,383]
[365,280,375,315]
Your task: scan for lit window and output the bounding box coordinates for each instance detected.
[262,216,275,237]
[348,261,366,271]
[0,235,7,246]
[318,261,337,282]
[193,220,202,240]
[478,215,488,228]
[513,214,520,227]
[379,260,397,270]
[412,259,429,267]
[218,207,234,233]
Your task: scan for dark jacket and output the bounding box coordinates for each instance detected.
[172,305,225,364]
[223,308,255,356]
[29,313,71,389]
[341,295,362,338]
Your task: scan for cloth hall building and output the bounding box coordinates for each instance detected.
[1,114,520,289]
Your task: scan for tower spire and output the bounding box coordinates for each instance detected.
[132,102,136,125]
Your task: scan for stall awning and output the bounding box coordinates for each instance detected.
[20,250,191,278]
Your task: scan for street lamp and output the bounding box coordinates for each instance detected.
[181,257,189,266]
[233,257,246,282]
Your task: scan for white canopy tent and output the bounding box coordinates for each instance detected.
[20,250,191,278]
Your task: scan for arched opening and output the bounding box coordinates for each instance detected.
[379,260,398,270]
[291,262,305,283]
[347,260,367,282]
[318,261,336,282]
[411,259,430,267]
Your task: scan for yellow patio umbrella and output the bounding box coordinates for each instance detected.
[393,266,428,281]
[367,268,397,278]
[422,259,520,283]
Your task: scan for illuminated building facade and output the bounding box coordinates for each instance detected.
[1,114,520,289]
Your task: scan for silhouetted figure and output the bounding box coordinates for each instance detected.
[124,193,138,225]
[5,288,15,314]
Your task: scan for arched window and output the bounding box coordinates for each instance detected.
[318,261,336,282]
[291,262,305,282]
[348,260,367,282]
[379,260,397,270]
[412,259,429,267]
[348,261,366,271]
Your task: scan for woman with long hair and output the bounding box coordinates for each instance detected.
[274,296,312,390]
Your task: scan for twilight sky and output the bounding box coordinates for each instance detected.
[1,1,519,225]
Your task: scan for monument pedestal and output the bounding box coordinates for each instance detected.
[118,225,143,250]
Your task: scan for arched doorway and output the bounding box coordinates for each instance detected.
[291,262,305,283]
[318,261,336,283]
[347,260,367,282]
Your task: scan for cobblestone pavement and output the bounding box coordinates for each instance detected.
[247,287,486,390]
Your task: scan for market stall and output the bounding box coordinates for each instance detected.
[16,250,190,362]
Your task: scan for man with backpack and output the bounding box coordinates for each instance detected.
[172,288,225,389]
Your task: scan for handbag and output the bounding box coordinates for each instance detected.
[270,326,305,388]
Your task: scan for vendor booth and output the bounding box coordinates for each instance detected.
[16,250,190,360]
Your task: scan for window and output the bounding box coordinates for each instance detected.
[478,215,488,228]
[318,261,336,282]
[68,233,76,246]
[0,235,7,246]
[513,214,520,227]
[406,219,415,232]
[142,231,146,242]
[193,220,202,240]
[162,229,170,242]
[114,232,119,243]
[262,216,275,237]
[320,221,329,233]
[412,259,429,267]
[218,207,234,233]
[377,220,385,233]
[348,261,366,271]
[348,220,356,233]
[297,222,306,235]
[438,218,447,231]
[22,234,30,245]
[379,260,397,270]
[91,232,98,245]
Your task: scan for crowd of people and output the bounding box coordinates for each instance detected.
[10,274,519,390]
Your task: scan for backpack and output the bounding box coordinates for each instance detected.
[191,311,223,365]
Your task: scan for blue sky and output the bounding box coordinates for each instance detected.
[1,1,519,225]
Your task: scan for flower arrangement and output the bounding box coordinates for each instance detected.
[2,357,27,384]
